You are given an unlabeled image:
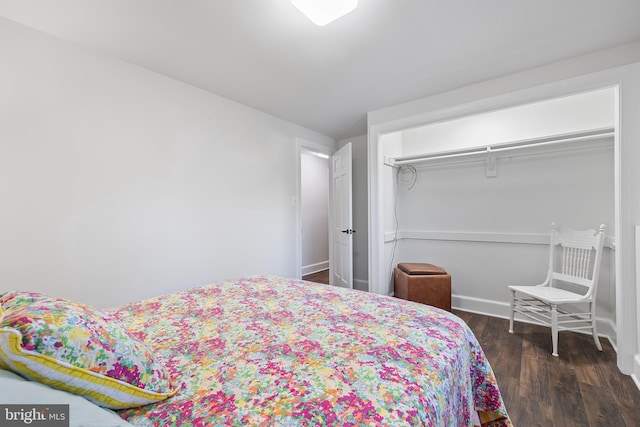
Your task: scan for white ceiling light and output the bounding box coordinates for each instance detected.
[291,0,358,26]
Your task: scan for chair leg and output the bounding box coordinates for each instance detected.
[591,304,603,352]
[551,304,559,357]
[509,290,515,334]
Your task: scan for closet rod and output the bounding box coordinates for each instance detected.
[389,127,614,166]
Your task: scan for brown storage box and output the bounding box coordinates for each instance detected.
[394,263,451,311]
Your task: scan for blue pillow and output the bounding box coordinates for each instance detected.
[0,369,135,427]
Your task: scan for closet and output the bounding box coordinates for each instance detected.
[381,88,616,337]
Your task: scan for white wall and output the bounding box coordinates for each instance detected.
[301,153,329,275]
[338,135,368,291]
[0,18,335,308]
[394,143,615,325]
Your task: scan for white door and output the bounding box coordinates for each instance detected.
[330,143,353,288]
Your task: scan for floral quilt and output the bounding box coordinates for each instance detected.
[107,276,511,426]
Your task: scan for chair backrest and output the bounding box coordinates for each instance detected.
[547,223,606,298]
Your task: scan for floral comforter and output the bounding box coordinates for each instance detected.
[107,276,511,426]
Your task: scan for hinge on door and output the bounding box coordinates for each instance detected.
[341,229,356,234]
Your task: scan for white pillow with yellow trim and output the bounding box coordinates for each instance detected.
[0,291,178,409]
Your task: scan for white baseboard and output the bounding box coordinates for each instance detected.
[302,261,329,276]
[452,295,512,318]
[452,294,617,347]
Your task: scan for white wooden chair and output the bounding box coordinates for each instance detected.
[508,223,606,357]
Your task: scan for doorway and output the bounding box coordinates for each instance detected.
[296,139,354,288]
[295,139,333,283]
[300,150,330,281]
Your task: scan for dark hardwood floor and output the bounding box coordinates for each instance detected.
[455,310,640,427]
[302,269,329,284]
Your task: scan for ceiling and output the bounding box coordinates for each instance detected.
[2,0,640,139]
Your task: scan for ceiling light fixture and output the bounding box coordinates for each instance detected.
[291,0,358,26]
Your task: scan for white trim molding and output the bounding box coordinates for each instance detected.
[301,261,329,276]
[384,230,615,249]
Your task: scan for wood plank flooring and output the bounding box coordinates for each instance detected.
[302,269,329,284]
[455,310,640,427]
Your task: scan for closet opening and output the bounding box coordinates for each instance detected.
[374,86,618,346]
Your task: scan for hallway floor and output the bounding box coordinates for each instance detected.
[302,269,329,284]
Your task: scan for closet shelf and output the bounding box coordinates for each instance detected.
[387,127,614,167]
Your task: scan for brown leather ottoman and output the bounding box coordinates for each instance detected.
[393,263,452,311]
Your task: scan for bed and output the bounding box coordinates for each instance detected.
[0,276,511,426]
